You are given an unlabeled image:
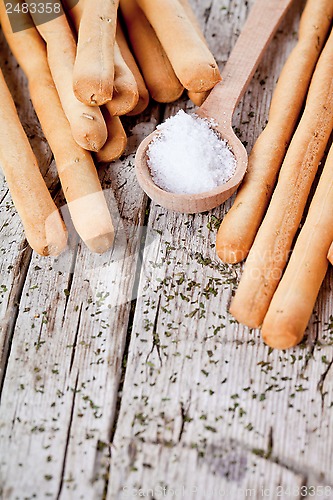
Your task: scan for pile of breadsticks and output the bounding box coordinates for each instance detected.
[216,0,333,350]
[0,0,220,256]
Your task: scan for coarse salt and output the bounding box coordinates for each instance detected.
[147,110,237,195]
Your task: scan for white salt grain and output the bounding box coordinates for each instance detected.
[147,110,237,195]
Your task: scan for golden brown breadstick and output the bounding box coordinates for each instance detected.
[73,0,119,106]
[177,0,213,105]
[25,0,107,152]
[116,21,149,115]
[229,26,333,329]
[0,69,67,256]
[107,40,139,116]
[95,110,127,163]
[136,0,221,92]
[178,0,204,39]
[1,6,114,253]
[217,0,333,264]
[328,243,333,265]
[187,90,210,107]
[120,0,184,103]
[64,0,139,116]
[262,145,333,349]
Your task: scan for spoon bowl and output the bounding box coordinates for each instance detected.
[135,0,294,214]
[135,117,248,213]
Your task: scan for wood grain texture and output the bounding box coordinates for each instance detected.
[1,0,333,499]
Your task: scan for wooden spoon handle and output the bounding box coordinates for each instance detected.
[201,0,294,121]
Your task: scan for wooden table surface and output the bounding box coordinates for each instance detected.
[1,0,333,499]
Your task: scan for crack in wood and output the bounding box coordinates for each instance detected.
[178,399,192,442]
[69,303,83,374]
[0,189,9,207]
[62,244,79,326]
[0,244,32,395]
[317,356,333,410]
[146,295,162,367]
[204,5,213,25]
[56,370,79,500]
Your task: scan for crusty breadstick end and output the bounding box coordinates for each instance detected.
[216,236,249,264]
[85,232,115,254]
[188,90,210,107]
[27,209,67,257]
[229,290,263,328]
[262,316,305,350]
[229,299,262,329]
[216,249,246,265]
[126,91,149,116]
[182,64,221,93]
[75,113,108,152]
[42,210,67,257]
[95,112,127,163]
[66,191,114,254]
[73,76,113,107]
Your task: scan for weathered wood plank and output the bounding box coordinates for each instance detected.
[107,0,333,497]
[0,25,161,500]
[1,0,333,498]
[0,112,159,498]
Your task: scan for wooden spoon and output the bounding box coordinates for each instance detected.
[135,0,295,213]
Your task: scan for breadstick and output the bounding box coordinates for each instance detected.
[178,0,204,40]
[63,0,130,154]
[61,0,82,31]
[217,0,333,264]
[262,144,333,349]
[136,0,221,92]
[119,0,184,103]
[229,26,333,329]
[187,90,210,107]
[107,40,139,116]
[116,22,149,115]
[25,0,107,152]
[0,69,67,256]
[178,0,214,106]
[73,0,119,106]
[95,111,127,163]
[64,0,140,117]
[328,243,333,265]
[1,7,114,253]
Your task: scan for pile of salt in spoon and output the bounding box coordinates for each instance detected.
[147,110,237,195]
